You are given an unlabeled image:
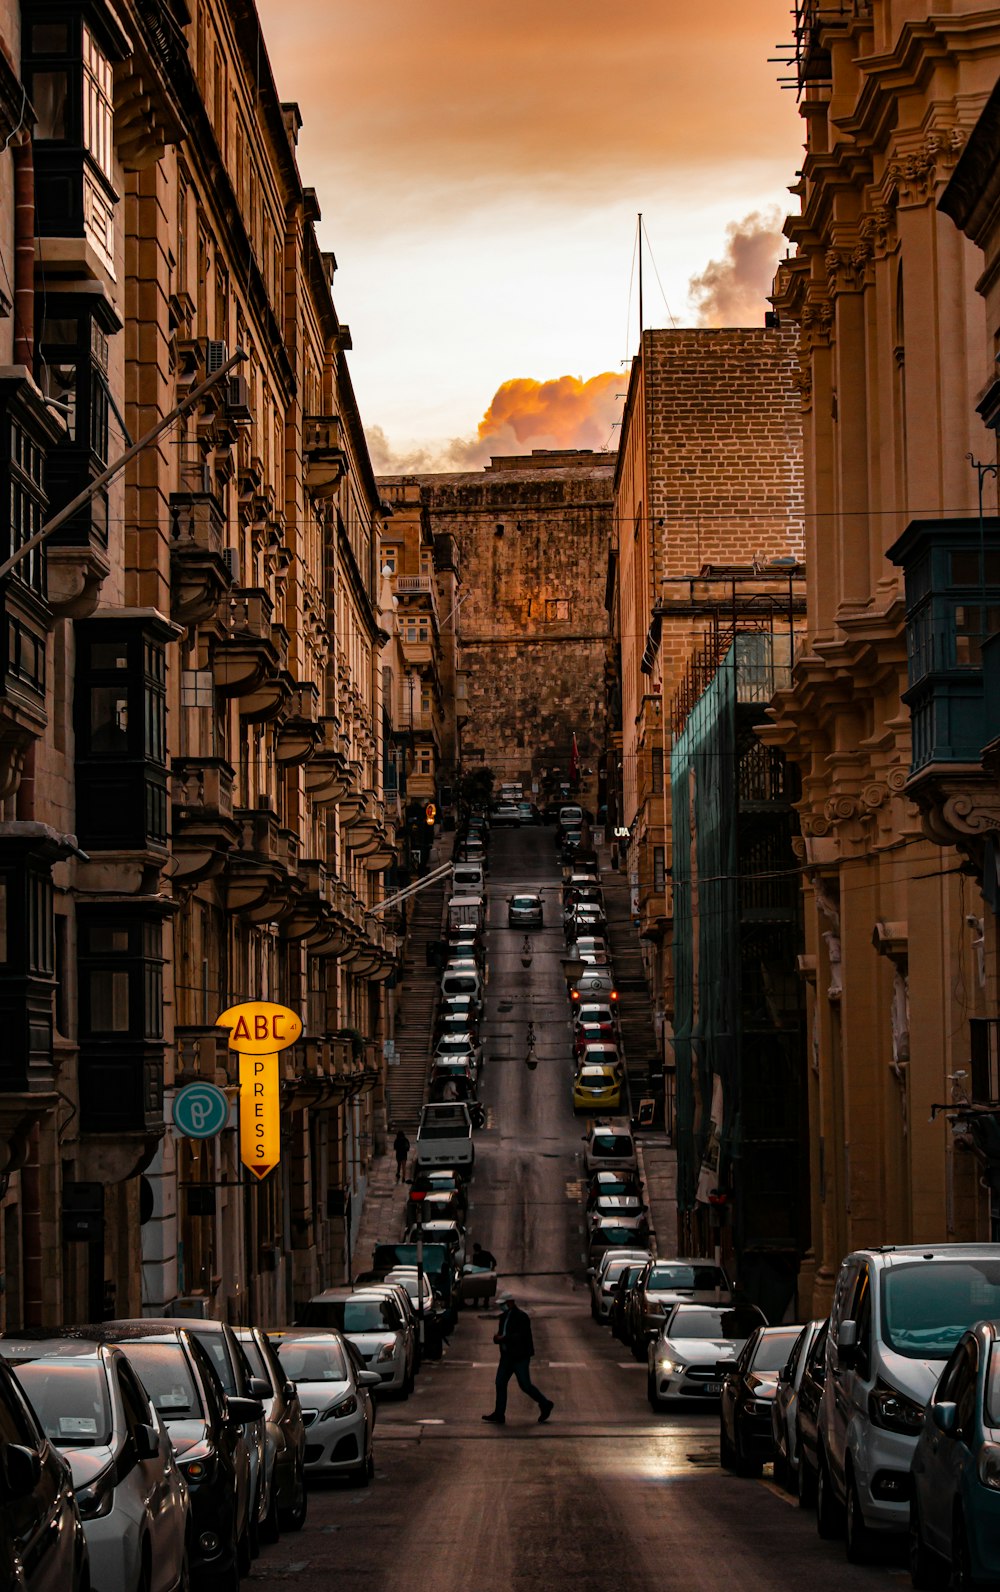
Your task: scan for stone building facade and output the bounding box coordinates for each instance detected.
[402,451,614,810]
[609,328,804,1062]
[762,0,1000,1314]
[0,0,397,1332]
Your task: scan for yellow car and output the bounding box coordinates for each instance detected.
[572,1064,622,1113]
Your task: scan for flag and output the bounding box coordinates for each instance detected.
[569,732,579,784]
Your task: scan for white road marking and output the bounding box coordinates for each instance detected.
[547,1361,588,1368]
[616,1362,646,1369]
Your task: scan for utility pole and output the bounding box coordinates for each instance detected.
[638,212,644,339]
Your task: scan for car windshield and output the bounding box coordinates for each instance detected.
[443,977,476,992]
[599,1226,642,1243]
[303,1299,398,1333]
[238,1339,269,1383]
[580,1067,613,1081]
[752,1331,802,1372]
[985,1344,1000,1426]
[648,1264,725,1293]
[603,1257,638,1285]
[512,897,539,907]
[592,1135,631,1157]
[881,1259,1000,1359]
[668,1307,763,1341]
[117,1344,201,1422]
[13,1361,112,1447]
[276,1339,349,1383]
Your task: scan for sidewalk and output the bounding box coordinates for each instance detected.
[352,1152,409,1273]
[636,1133,677,1258]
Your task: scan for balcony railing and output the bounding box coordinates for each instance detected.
[392,573,439,623]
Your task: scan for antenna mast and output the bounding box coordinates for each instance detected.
[638,212,644,339]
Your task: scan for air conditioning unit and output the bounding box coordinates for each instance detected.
[221,547,241,585]
[225,375,253,422]
[205,339,228,375]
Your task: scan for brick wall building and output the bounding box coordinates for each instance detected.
[407,452,615,807]
[609,326,804,1105]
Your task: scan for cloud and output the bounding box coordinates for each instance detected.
[258,0,800,225]
[372,371,621,474]
[688,209,785,327]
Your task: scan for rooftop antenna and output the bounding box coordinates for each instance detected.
[638,212,644,341]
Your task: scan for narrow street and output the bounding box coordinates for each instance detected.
[250,829,906,1591]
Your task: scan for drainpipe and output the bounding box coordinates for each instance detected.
[21,1122,42,1326]
[12,133,34,369]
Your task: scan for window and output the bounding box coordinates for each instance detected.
[38,296,115,480]
[953,604,1000,668]
[181,670,215,709]
[82,26,113,180]
[381,547,397,575]
[75,617,173,851]
[547,599,570,622]
[653,847,665,894]
[651,747,664,794]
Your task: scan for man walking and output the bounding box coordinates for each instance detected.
[482,1292,554,1425]
[393,1127,410,1182]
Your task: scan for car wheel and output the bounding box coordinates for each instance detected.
[236,1522,252,1577]
[348,1454,371,1489]
[908,1498,942,1590]
[772,1449,788,1491]
[733,1417,762,1479]
[952,1507,982,1590]
[277,1462,308,1533]
[646,1370,664,1412]
[630,1332,646,1363]
[816,1449,844,1540]
[260,1476,280,1545]
[845,1466,873,1563]
[797,1447,817,1509]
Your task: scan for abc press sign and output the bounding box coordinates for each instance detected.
[216,1002,302,1181]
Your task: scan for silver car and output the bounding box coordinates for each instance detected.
[589,1249,654,1322]
[298,1289,416,1396]
[647,1302,768,1409]
[770,1318,824,1490]
[508,893,544,928]
[2,1338,190,1592]
[271,1333,379,1485]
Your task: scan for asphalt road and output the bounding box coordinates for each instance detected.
[249,827,906,1590]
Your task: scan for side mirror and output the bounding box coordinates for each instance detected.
[249,1376,271,1401]
[2,1443,41,1500]
[715,1360,732,1378]
[134,1422,160,1461]
[587,1267,595,1277]
[837,1319,858,1369]
[359,1370,382,1389]
[283,1381,297,1401]
[646,1328,660,1342]
[931,1401,958,1435]
[226,1395,264,1425]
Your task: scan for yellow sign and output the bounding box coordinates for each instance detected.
[425,802,436,825]
[217,1002,302,1181]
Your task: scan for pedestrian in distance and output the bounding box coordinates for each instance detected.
[393,1127,410,1182]
[472,1241,496,1270]
[482,1292,554,1426]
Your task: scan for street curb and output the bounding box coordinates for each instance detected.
[635,1138,657,1258]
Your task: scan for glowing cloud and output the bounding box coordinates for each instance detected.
[688,209,786,328]
[372,372,621,474]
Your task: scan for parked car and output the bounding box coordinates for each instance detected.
[234,1326,307,1536]
[404,1188,464,1228]
[433,1031,483,1075]
[436,997,481,1039]
[1,1338,189,1592]
[516,801,541,825]
[415,1102,474,1173]
[404,1218,466,1273]
[565,909,608,939]
[572,968,616,1000]
[771,1319,825,1492]
[587,1214,652,1268]
[647,1303,768,1410]
[492,804,521,827]
[909,1317,1000,1589]
[624,1258,732,1355]
[559,804,584,829]
[439,966,484,1012]
[588,1247,654,1321]
[574,1001,619,1034]
[817,1244,1000,1560]
[608,1262,649,1343]
[720,1325,803,1476]
[407,1168,468,1218]
[98,1325,258,1590]
[452,863,485,895]
[0,1349,90,1592]
[270,1333,379,1486]
[585,1169,644,1210]
[291,1288,415,1396]
[574,1021,619,1059]
[582,1120,637,1175]
[589,1193,645,1223]
[794,1318,829,1509]
[572,1064,623,1113]
[508,893,544,928]
[577,1041,623,1072]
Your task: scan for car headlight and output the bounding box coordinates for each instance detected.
[321,1394,358,1420]
[658,1357,678,1374]
[376,1341,396,1363]
[867,1380,925,1436]
[77,1462,116,1520]
[979,1442,1000,1491]
[177,1443,217,1485]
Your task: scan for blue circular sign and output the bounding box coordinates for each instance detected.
[173,1082,230,1140]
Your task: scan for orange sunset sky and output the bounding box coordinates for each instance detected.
[255,0,804,469]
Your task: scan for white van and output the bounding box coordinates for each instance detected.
[452,863,485,896]
[415,1102,474,1171]
[440,965,484,1011]
[447,895,485,933]
[817,1243,1000,1559]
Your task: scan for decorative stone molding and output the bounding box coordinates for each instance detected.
[884,128,967,209]
[859,203,896,261]
[825,240,872,295]
[824,794,860,823]
[801,294,834,350]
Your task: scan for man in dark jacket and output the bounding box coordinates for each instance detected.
[482,1292,553,1425]
[392,1128,410,1182]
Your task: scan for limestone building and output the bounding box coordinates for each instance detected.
[0,0,397,1330]
[763,0,1000,1312]
[399,451,614,810]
